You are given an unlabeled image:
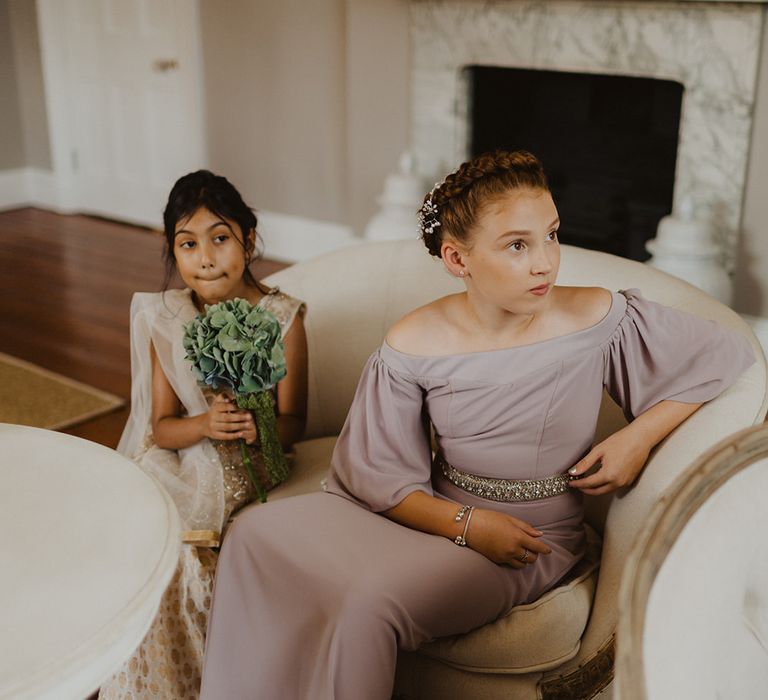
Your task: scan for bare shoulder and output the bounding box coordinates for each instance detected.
[554,286,613,329]
[385,296,458,356]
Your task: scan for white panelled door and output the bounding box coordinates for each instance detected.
[38,0,205,227]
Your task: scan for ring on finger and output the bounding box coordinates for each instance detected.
[520,548,530,563]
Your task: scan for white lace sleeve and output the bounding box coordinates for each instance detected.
[258,288,306,338]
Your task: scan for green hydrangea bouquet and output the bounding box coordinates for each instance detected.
[183,297,289,503]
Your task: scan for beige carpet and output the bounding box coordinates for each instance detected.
[0,352,125,430]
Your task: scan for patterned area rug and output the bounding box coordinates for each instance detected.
[0,352,124,430]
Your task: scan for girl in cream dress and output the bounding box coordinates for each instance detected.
[99,171,307,699]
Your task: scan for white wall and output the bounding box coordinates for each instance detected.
[0,0,50,171]
[8,0,50,170]
[199,0,348,225]
[0,0,25,170]
[199,0,410,235]
[344,0,410,234]
[738,7,768,317]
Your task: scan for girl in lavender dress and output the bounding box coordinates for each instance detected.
[200,150,753,700]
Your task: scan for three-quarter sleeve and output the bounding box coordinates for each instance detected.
[325,351,433,512]
[603,289,755,421]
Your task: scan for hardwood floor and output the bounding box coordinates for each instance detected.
[0,207,288,448]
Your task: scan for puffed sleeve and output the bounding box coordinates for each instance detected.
[324,350,433,512]
[603,289,755,421]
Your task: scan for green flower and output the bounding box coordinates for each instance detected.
[183,298,286,396]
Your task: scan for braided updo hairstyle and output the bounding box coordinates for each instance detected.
[419,150,549,258]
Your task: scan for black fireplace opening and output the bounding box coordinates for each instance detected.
[469,66,683,261]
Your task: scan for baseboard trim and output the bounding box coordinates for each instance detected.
[0,169,31,210]
[26,169,64,210]
[0,167,65,212]
[0,170,358,263]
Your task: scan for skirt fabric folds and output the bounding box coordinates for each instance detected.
[200,491,582,700]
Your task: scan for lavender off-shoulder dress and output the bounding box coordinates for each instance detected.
[200,290,754,700]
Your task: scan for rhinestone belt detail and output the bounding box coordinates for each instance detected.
[437,455,572,502]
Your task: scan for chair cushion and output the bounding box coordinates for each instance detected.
[415,528,601,674]
[269,436,337,501]
[275,435,601,675]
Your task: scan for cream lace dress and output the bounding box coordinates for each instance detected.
[99,287,305,700]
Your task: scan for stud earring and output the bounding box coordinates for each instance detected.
[459,270,465,277]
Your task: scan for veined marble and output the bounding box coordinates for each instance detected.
[410,1,764,270]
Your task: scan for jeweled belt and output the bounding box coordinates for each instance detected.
[436,454,571,502]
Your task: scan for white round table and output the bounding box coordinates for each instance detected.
[0,424,180,700]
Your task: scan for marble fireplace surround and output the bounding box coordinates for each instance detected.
[410,0,766,270]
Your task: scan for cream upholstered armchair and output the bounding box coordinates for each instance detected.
[263,240,768,700]
[615,423,768,700]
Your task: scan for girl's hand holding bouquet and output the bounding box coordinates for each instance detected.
[202,394,258,445]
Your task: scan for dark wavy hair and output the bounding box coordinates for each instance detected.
[161,170,264,289]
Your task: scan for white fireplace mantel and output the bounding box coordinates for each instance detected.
[410,1,766,271]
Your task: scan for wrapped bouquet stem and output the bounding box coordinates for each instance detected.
[183,298,290,503]
[236,390,288,500]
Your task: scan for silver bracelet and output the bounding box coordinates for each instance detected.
[454,505,475,547]
[454,504,472,522]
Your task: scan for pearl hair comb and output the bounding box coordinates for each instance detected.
[418,183,442,238]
